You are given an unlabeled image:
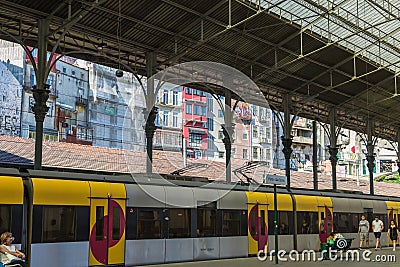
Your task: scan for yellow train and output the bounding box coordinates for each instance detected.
[0,167,399,267]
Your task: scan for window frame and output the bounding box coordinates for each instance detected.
[267,211,294,235]
[197,203,217,237]
[168,208,191,238]
[297,211,319,234]
[222,210,241,237]
[186,104,192,114]
[137,208,162,239]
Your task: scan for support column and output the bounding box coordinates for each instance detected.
[222,90,233,183]
[328,108,338,191]
[282,94,293,191]
[312,120,318,190]
[33,19,50,170]
[145,52,157,174]
[144,107,158,174]
[366,120,375,195]
[32,85,50,170]
[397,129,400,175]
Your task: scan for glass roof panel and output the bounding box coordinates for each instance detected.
[253,0,400,72]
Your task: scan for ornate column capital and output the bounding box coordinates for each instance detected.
[281,137,293,160]
[327,145,339,165]
[32,84,50,123]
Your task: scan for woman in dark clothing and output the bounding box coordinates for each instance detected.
[388,220,399,251]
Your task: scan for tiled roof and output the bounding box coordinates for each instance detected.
[0,135,399,197]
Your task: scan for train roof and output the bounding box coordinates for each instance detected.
[2,167,399,203]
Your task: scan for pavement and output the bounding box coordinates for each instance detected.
[141,247,400,267]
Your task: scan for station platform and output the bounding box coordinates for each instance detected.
[141,248,400,267]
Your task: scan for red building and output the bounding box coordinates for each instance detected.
[182,87,208,159]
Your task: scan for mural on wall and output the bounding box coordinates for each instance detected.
[0,61,22,136]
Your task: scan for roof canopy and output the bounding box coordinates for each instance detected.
[1,0,399,140]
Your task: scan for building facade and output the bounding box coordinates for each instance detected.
[250,105,273,166]
[55,58,92,145]
[182,87,208,159]
[86,62,145,150]
[0,41,24,137]
[21,47,58,141]
[154,82,182,152]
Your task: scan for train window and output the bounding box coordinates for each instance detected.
[168,209,191,238]
[96,206,104,241]
[350,213,360,233]
[268,211,293,235]
[249,208,257,237]
[138,210,161,239]
[75,207,90,241]
[297,212,318,234]
[260,210,266,235]
[333,213,351,233]
[43,206,76,242]
[112,206,120,240]
[222,210,241,236]
[197,208,216,237]
[0,206,11,235]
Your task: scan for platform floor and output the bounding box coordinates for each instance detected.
[141,248,400,267]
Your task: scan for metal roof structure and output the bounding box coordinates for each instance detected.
[1,0,400,140]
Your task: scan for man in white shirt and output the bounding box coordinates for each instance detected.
[372,216,384,250]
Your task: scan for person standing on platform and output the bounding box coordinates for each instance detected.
[358,215,370,249]
[372,215,384,250]
[387,220,399,251]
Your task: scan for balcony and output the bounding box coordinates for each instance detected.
[293,120,312,130]
[259,115,270,123]
[76,96,88,106]
[292,135,313,144]
[260,137,272,144]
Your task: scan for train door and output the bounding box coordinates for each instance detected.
[89,183,126,266]
[248,204,268,254]
[318,206,333,243]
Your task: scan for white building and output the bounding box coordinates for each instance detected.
[86,63,145,150]
[0,61,22,136]
[0,41,24,137]
[154,82,183,152]
[250,105,273,166]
